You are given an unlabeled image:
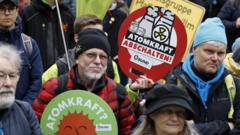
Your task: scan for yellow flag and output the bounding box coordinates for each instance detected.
[76,0,112,19]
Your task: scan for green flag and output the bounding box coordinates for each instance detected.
[76,0,112,19]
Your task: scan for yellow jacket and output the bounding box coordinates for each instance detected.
[224,53,240,76]
[42,61,120,84]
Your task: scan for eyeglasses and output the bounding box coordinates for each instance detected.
[82,52,109,63]
[0,5,16,14]
[0,71,19,83]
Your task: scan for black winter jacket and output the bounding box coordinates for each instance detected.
[217,0,240,52]
[103,3,128,58]
[21,0,75,70]
[166,64,240,135]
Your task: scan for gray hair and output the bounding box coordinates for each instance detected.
[131,116,156,135]
[132,116,200,135]
[0,42,22,71]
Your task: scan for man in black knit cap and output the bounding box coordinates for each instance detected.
[32,28,135,135]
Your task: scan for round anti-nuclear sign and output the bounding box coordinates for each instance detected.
[40,90,118,135]
[118,6,187,81]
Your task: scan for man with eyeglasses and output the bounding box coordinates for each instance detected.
[0,43,42,135]
[0,0,43,105]
[32,28,135,135]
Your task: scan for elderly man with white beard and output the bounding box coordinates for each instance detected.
[32,28,135,135]
[0,43,42,135]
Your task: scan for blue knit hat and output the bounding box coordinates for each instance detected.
[193,17,227,48]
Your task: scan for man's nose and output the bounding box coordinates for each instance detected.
[211,53,219,61]
[4,9,11,15]
[93,55,101,63]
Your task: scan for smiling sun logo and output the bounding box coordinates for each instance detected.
[56,112,96,135]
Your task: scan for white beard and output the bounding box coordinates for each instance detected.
[84,66,107,81]
[0,87,15,110]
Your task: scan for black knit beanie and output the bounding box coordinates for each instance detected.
[75,28,111,59]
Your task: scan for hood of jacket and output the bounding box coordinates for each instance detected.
[224,53,240,75]
[182,53,225,109]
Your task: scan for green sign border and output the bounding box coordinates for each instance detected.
[40,90,118,135]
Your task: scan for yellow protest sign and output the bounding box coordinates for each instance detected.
[130,0,205,59]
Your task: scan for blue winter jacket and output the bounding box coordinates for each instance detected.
[0,16,43,104]
[0,100,43,135]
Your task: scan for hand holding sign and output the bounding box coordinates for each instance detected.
[130,75,155,91]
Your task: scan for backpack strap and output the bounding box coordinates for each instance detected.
[106,57,114,80]
[56,60,69,76]
[21,33,33,69]
[224,74,236,120]
[55,74,68,95]
[21,33,33,57]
